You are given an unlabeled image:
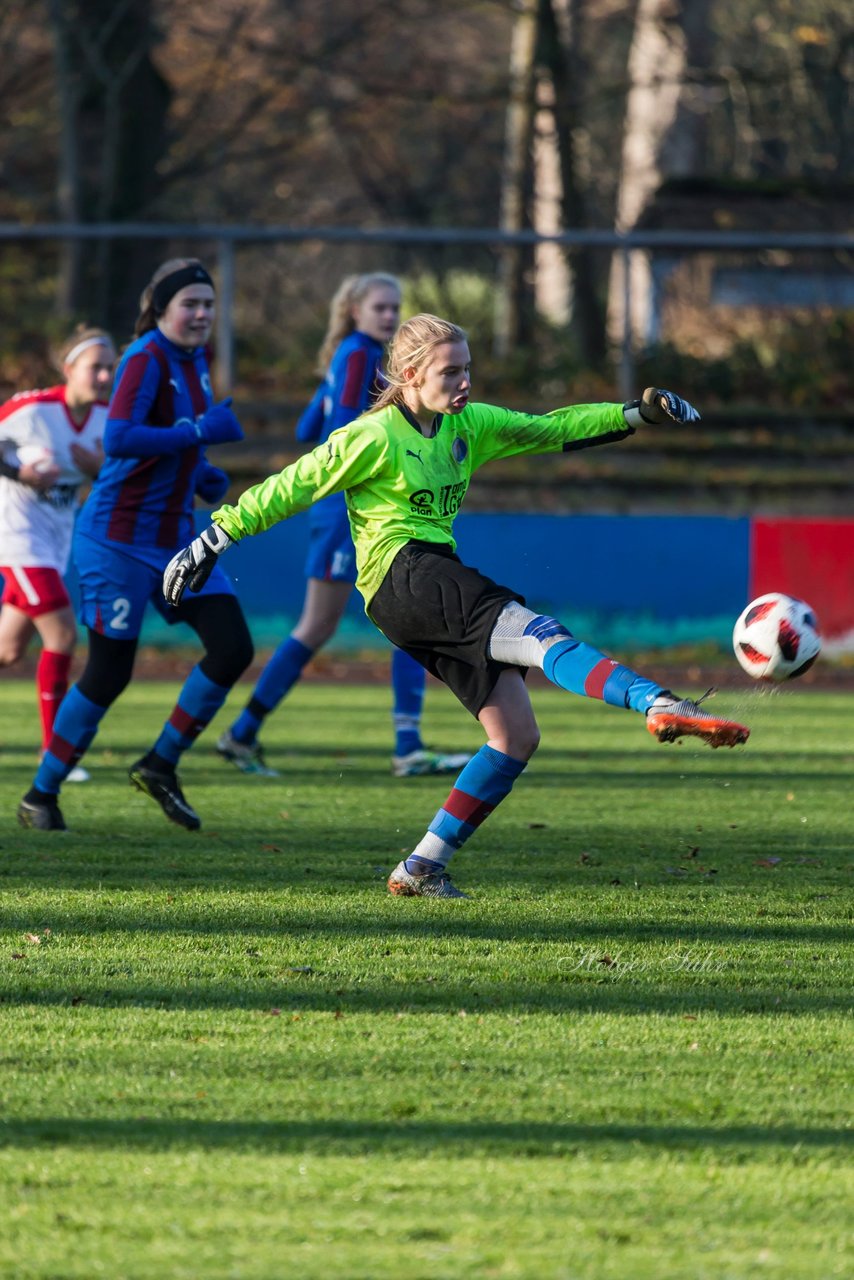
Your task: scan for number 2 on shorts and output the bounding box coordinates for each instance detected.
[111,596,131,631]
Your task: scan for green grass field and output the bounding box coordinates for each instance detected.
[0,675,851,1279]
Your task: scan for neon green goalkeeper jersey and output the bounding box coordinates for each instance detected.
[213,399,630,606]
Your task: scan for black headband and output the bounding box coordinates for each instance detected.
[152,264,214,315]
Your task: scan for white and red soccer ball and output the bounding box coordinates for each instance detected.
[15,444,57,474]
[733,592,821,681]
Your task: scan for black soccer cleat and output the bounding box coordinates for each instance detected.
[128,759,201,831]
[17,793,67,832]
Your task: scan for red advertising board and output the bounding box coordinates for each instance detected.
[750,518,854,643]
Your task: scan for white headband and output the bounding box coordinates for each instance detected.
[64,336,113,366]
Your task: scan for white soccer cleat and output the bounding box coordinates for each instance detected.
[387,860,470,899]
[216,729,279,777]
[391,749,472,778]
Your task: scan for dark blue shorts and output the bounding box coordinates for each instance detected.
[304,505,357,584]
[74,531,236,639]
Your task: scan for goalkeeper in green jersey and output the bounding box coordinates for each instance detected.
[164,313,750,899]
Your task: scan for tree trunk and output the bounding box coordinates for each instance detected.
[494,0,539,361]
[607,0,713,351]
[539,0,606,365]
[49,0,83,316]
[47,0,171,335]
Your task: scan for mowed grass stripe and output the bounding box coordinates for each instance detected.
[0,678,852,1278]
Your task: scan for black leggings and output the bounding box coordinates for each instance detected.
[77,594,254,709]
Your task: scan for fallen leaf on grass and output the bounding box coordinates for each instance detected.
[289,966,314,975]
[598,955,616,968]
[266,1008,281,1017]
[70,996,85,1006]
[24,934,41,945]
[755,857,782,867]
[665,867,689,876]
[528,822,547,829]
[682,1014,698,1021]
[260,844,282,853]
[686,846,700,858]
[10,953,25,960]
[688,1041,699,1051]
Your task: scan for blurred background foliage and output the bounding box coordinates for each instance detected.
[0,0,850,421]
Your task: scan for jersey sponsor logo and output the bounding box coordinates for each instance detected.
[37,483,77,510]
[409,488,434,511]
[451,436,468,463]
[438,480,467,516]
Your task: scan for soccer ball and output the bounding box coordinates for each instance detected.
[732,593,821,681]
[16,444,56,474]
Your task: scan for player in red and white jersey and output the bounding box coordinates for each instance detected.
[0,326,115,775]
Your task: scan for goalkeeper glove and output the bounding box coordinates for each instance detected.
[163,524,233,607]
[623,387,701,429]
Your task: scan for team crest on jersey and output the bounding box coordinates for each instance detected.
[201,372,212,396]
[452,436,468,464]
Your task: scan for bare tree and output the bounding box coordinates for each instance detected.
[48,0,170,330]
[607,0,714,349]
[494,0,539,359]
[538,0,606,364]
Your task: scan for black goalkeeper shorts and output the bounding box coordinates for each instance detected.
[368,540,525,717]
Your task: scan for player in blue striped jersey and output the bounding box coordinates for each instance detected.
[17,258,253,833]
[217,273,469,779]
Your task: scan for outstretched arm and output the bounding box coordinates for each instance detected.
[163,420,389,606]
[469,387,700,465]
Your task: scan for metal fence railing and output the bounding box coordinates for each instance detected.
[1,222,852,396]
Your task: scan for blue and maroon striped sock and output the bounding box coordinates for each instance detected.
[231,636,313,745]
[33,685,105,795]
[404,745,526,873]
[150,665,230,767]
[542,638,663,714]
